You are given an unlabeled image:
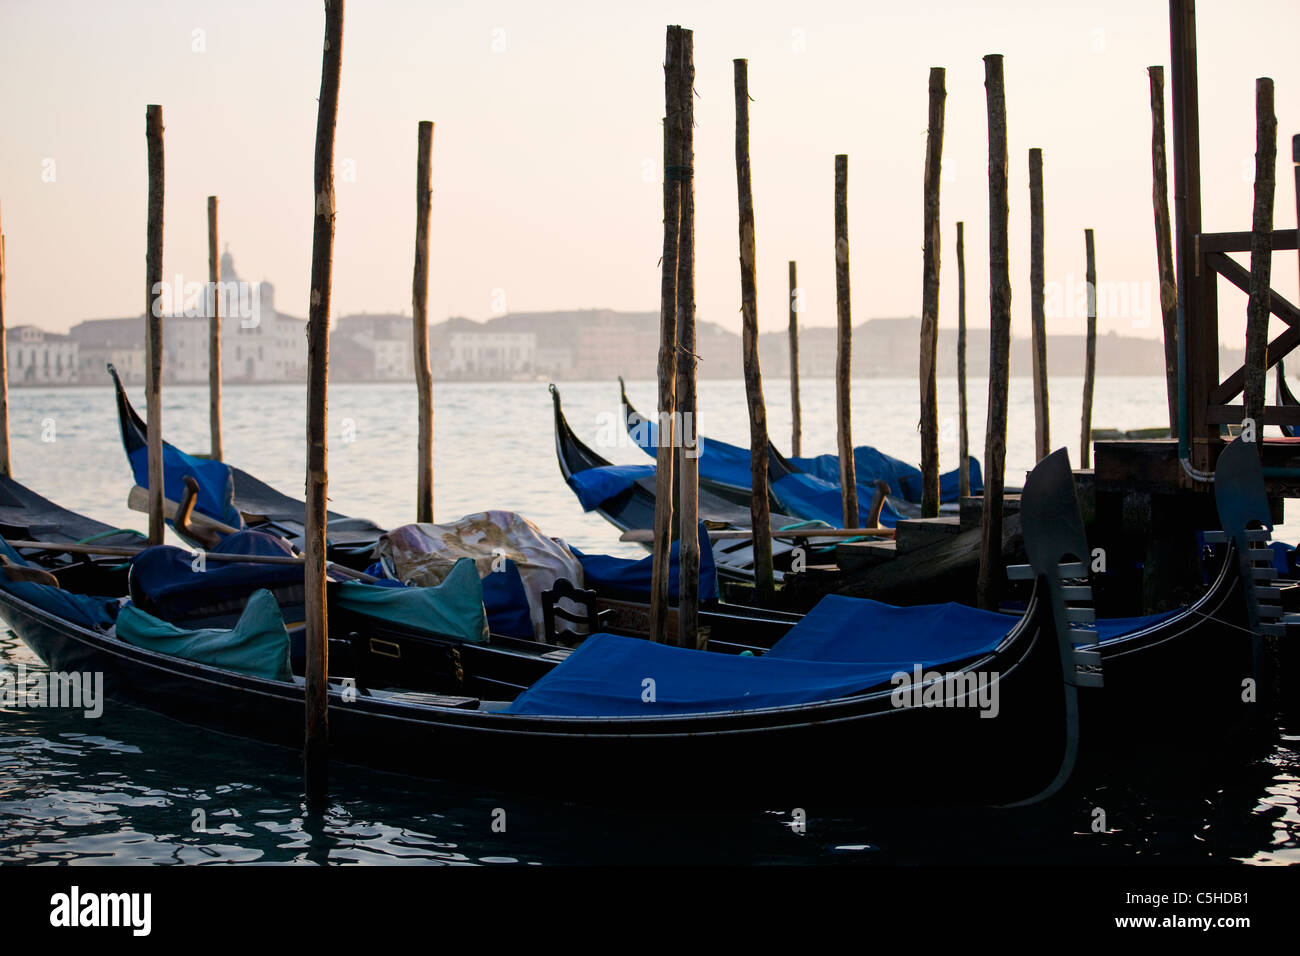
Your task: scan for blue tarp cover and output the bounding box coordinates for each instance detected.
[0,538,120,630]
[764,594,1012,663]
[480,559,534,639]
[771,472,904,529]
[568,464,655,512]
[116,587,293,681]
[127,441,244,531]
[335,558,489,644]
[573,523,718,602]
[130,530,307,609]
[505,632,910,717]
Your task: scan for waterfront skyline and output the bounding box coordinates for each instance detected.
[1,1,1296,347]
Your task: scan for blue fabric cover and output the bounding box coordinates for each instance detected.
[506,632,909,717]
[129,530,306,610]
[771,472,904,529]
[573,523,718,602]
[764,594,1012,663]
[480,558,534,638]
[116,587,293,681]
[792,450,982,506]
[335,558,489,644]
[1092,607,1184,643]
[568,464,655,511]
[0,537,120,630]
[127,441,244,531]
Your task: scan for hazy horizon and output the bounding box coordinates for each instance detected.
[2,0,1297,348]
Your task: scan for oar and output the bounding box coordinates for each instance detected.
[127,485,241,537]
[5,539,380,583]
[618,526,895,543]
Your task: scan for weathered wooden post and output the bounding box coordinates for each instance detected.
[145,105,165,546]
[977,54,1011,612]
[919,67,946,517]
[833,154,859,528]
[1294,134,1299,295]
[1244,77,1276,447]
[788,260,801,458]
[0,205,9,478]
[650,31,684,645]
[733,58,773,595]
[206,196,223,461]
[673,26,701,649]
[956,220,969,499]
[412,120,435,524]
[304,0,344,806]
[1081,229,1097,468]
[1028,147,1049,462]
[1148,66,1179,433]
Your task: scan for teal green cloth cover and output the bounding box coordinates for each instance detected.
[336,557,490,644]
[116,588,294,682]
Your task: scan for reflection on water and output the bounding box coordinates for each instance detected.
[1,379,1298,863]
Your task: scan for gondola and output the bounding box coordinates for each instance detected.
[617,377,978,526]
[1,450,1094,806]
[550,383,844,584]
[0,442,1271,805]
[109,364,385,568]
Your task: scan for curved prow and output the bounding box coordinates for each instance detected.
[865,480,890,528]
[1212,437,1280,653]
[175,475,222,549]
[1276,360,1298,437]
[1003,447,1097,806]
[107,362,149,456]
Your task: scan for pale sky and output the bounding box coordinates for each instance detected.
[1,0,1297,352]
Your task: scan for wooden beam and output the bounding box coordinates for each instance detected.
[733,58,773,595]
[1148,65,1179,434]
[650,34,683,646]
[1082,229,1097,468]
[834,154,859,528]
[1198,228,1297,254]
[412,120,435,524]
[788,260,801,458]
[956,221,969,498]
[673,26,700,650]
[1245,78,1277,446]
[1205,253,1300,328]
[1213,324,1300,405]
[1208,404,1300,426]
[304,0,344,808]
[919,67,945,517]
[207,196,222,462]
[145,105,165,547]
[1028,147,1049,462]
[978,53,1011,612]
[1169,0,1217,469]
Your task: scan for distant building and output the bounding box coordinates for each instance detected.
[6,326,78,384]
[70,316,145,385]
[447,331,536,377]
[332,313,416,381]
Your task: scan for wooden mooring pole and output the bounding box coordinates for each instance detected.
[1244,77,1276,448]
[672,26,701,649]
[1081,229,1097,468]
[834,154,859,528]
[919,67,946,518]
[304,0,344,807]
[1028,147,1049,462]
[733,58,773,595]
[0,204,9,478]
[206,196,223,462]
[1148,66,1179,434]
[956,220,969,499]
[788,260,801,458]
[412,120,435,524]
[977,54,1011,612]
[145,105,165,546]
[650,30,684,645]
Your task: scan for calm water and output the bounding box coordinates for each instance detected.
[1,376,1298,865]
